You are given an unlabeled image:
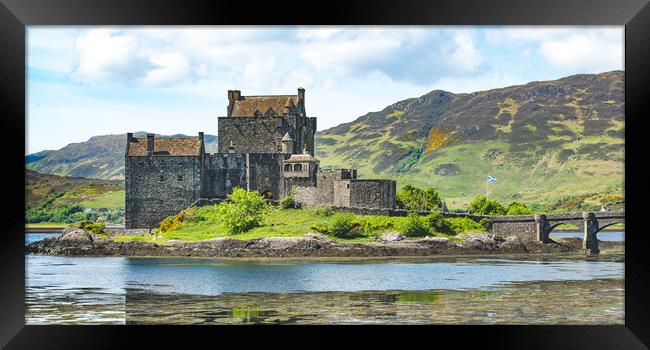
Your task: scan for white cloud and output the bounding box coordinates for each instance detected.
[73,28,147,83]
[140,52,190,86]
[243,56,278,88]
[539,31,623,71]
[485,26,623,71]
[448,32,482,71]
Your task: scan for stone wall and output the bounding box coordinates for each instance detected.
[487,215,536,239]
[203,153,247,198]
[291,168,356,208]
[246,153,285,199]
[125,155,203,229]
[348,179,396,209]
[292,186,320,208]
[217,115,316,155]
[218,117,284,154]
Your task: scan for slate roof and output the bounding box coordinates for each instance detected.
[127,137,202,156]
[230,95,299,117]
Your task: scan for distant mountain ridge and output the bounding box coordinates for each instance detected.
[315,71,624,207]
[25,71,624,208]
[26,132,218,180]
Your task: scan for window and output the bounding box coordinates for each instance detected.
[177,174,183,181]
[284,164,292,172]
[346,183,350,188]
[294,164,303,172]
[159,175,164,181]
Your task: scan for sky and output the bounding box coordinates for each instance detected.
[26,26,624,154]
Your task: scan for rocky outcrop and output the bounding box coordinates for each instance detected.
[378,232,405,242]
[23,231,606,258]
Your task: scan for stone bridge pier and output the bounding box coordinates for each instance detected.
[533,211,624,255]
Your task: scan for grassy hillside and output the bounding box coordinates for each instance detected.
[25,132,218,180]
[25,169,125,224]
[315,71,624,210]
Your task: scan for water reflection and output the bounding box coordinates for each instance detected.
[123,278,623,324]
[25,232,625,325]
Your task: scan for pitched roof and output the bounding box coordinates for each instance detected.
[231,95,299,117]
[127,137,202,156]
[281,132,293,141]
[285,153,319,163]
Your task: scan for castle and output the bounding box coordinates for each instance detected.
[125,88,396,229]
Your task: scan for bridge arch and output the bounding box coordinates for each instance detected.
[547,221,582,233]
[595,220,624,234]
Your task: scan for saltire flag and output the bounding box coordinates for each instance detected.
[487,175,497,183]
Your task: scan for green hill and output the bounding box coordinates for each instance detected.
[25,169,125,224]
[25,132,218,180]
[315,71,624,210]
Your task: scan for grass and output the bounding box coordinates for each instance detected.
[25,222,67,228]
[79,190,125,210]
[112,207,464,245]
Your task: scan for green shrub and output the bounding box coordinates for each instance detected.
[77,220,106,234]
[217,188,270,234]
[396,184,443,211]
[279,196,296,209]
[309,224,329,234]
[311,205,333,217]
[479,218,493,231]
[159,207,198,233]
[505,202,533,215]
[448,217,486,234]
[399,213,430,237]
[329,213,356,237]
[359,216,394,233]
[469,196,506,215]
[426,212,452,234]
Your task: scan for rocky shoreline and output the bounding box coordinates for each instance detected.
[26,227,623,258]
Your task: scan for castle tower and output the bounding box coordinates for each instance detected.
[218,88,316,155]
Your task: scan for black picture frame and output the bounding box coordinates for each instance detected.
[2,0,649,348]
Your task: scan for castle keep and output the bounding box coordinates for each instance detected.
[125,88,396,229]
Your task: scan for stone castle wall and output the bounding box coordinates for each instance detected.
[125,155,203,229]
[203,153,247,198]
[349,179,396,209]
[217,115,316,155]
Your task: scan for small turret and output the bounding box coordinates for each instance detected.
[281,132,294,154]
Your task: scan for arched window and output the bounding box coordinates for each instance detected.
[284,164,292,172]
[294,164,303,172]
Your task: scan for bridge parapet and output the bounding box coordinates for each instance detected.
[486,211,624,255]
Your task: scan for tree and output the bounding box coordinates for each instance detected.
[506,201,533,215]
[396,184,443,211]
[217,187,270,234]
[469,196,506,215]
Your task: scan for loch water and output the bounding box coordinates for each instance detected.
[25,232,625,324]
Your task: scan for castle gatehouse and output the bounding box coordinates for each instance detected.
[125,88,396,229]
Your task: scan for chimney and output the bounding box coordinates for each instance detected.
[297,88,306,116]
[126,133,133,155]
[198,131,204,141]
[147,134,154,156]
[227,90,241,117]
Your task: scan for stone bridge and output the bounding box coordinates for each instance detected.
[487,211,625,254]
